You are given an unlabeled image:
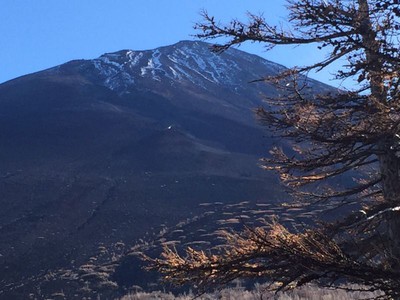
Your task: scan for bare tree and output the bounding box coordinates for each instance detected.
[146,1,400,298]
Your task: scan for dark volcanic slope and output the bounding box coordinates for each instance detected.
[0,41,330,299]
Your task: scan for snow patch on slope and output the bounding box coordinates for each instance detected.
[140,49,164,81]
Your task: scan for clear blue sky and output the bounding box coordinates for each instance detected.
[1,0,343,86]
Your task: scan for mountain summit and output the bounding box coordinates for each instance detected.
[0,41,329,299]
[90,40,285,92]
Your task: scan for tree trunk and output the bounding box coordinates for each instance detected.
[379,148,400,269]
[358,0,400,274]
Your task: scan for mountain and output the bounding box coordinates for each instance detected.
[0,41,331,299]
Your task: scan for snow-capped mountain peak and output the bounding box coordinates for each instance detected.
[90,40,286,93]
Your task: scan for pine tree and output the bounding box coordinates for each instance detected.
[147,1,400,298]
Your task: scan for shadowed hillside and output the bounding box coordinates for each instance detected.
[0,41,334,299]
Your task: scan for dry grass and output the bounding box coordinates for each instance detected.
[121,284,383,300]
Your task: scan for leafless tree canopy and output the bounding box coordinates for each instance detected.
[146,1,400,298]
